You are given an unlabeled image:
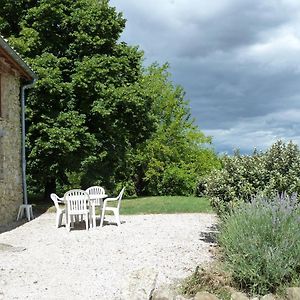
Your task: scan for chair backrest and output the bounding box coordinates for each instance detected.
[50,193,64,211]
[64,189,90,213]
[117,187,125,209]
[86,186,105,196]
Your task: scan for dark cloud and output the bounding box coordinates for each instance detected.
[110,0,300,153]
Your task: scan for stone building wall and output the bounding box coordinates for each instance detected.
[0,70,23,225]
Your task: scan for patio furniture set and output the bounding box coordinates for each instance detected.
[50,186,125,231]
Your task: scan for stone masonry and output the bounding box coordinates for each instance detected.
[0,69,23,225]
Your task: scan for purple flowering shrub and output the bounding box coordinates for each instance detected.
[218,193,300,295]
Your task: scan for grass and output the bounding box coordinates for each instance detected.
[120,196,212,214]
[34,196,213,215]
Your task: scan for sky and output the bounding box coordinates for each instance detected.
[110,0,300,154]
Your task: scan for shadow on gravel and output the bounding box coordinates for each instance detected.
[199,224,218,244]
[0,201,53,235]
[0,219,27,235]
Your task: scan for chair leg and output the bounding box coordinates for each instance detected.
[100,205,106,227]
[57,212,64,228]
[114,210,121,226]
[56,213,60,228]
[85,213,89,231]
[89,211,93,229]
[91,204,96,229]
[19,206,25,220]
[66,214,71,232]
[65,211,68,227]
[16,206,23,220]
[25,206,33,221]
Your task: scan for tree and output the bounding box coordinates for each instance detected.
[1,0,219,198]
[131,64,220,195]
[0,0,37,37]
[3,0,153,198]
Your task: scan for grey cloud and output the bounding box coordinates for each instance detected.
[206,109,300,154]
[110,0,300,153]
[172,49,300,129]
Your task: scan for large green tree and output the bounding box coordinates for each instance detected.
[1,0,219,198]
[3,0,153,197]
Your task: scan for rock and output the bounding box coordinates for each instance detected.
[286,287,300,300]
[0,243,13,251]
[121,267,158,300]
[261,294,276,300]
[175,295,191,300]
[194,291,220,300]
[0,243,26,252]
[151,284,192,300]
[231,292,249,300]
[151,286,177,300]
[250,297,259,300]
[11,246,26,252]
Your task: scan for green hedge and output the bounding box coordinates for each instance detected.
[198,140,300,213]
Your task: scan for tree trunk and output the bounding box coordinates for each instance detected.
[44,178,56,200]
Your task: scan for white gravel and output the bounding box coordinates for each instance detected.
[0,213,217,300]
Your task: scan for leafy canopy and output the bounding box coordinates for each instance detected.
[1,0,219,197]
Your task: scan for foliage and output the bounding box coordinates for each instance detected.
[132,65,220,196]
[218,193,300,295]
[1,1,219,198]
[1,0,151,197]
[0,0,37,37]
[199,140,300,213]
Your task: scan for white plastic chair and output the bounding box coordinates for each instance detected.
[100,187,125,227]
[64,189,91,231]
[50,193,65,228]
[86,186,106,228]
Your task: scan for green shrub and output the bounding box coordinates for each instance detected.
[114,179,137,198]
[199,141,300,213]
[157,164,196,196]
[218,193,300,295]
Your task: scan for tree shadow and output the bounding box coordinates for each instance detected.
[0,219,27,234]
[0,200,53,234]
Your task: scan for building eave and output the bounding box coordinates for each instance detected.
[0,35,37,81]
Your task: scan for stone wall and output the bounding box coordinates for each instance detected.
[0,70,23,225]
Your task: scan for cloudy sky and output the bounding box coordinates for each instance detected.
[110,0,300,154]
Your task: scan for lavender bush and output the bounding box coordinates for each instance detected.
[218,193,300,295]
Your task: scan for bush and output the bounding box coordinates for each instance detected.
[114,179,136,198]
[157,164,197,196]
[218,193,300,295]
[199,141,300,213]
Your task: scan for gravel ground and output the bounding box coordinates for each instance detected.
[0,213,217,300]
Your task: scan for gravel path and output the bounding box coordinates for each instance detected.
[0,213,217,300]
